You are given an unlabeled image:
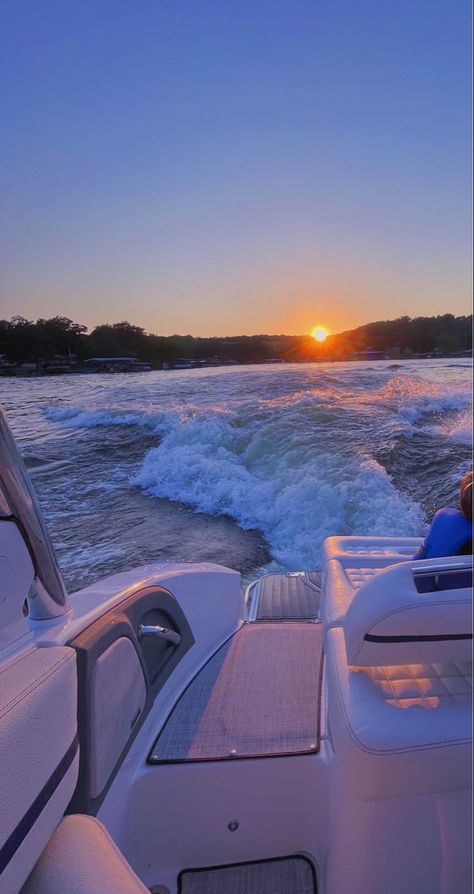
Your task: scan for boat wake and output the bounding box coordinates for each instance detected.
[40,363,471,572]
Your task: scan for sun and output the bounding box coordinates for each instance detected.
[312,326,329,343]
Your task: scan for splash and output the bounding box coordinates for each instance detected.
[41,362,471,571]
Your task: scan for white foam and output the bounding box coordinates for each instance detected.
[361,373,471,423]
[130,411,424,570]
[447,417,473,445]
[45,404,177,434]
[43,364,471,570]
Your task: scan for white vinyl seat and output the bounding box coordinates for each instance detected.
[0,646,78,894]
[320,558,358,628]
[325,558,472,798]
[326,626,472,800]
[320,536,421,628]
[320,536,469,630]
[22,814,149,894]
[322,535,422,563]
[321,556,404,629]
[324,557,472,894]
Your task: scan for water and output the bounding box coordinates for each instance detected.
[1,359,471,592]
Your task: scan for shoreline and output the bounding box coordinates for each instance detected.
[1,352,472,380]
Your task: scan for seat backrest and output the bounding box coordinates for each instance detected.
[22,814,149,894]
[0,645,78,894]
[343,558,473,667]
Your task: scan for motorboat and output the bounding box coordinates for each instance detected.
[0,405,471,894]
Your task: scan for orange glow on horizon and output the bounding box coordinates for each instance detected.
[312,326,329,342]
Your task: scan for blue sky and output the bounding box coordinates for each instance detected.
[0,0,471,336]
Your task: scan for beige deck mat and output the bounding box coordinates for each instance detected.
[149,621,323,763]
[256,572,321,620]
[179,857,316,893]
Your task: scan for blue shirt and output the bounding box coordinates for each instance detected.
[415,507,472,560]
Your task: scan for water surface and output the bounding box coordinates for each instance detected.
[1,359,471,591]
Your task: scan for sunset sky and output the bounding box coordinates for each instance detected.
[1,1,471,337]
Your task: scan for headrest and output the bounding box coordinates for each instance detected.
[343,558,473,667]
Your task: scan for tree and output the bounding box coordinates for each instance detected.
[88,322,148,358]
[35,317,88,361]
[2,317,38,364]
[0,312,471,366]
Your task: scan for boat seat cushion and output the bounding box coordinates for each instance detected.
[320,537,421,629]
[0,646,78,894]
[320,558,389,629]
[343,560,472,666]
[322,536,422,563]
[326,626,472,800]
[22,814,149,894]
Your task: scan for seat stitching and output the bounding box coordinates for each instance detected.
[327,632,472,754]
[381,667,401,707]
[370,662,472,706]
[0,652,75,719]
[407,664,430,708]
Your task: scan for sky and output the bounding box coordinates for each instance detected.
[0,0,472,337]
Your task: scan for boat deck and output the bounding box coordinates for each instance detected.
[178,856,316,893]
[150,621,323,763]
[247,571,322,621]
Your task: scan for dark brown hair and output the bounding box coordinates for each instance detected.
[460,470,472,521]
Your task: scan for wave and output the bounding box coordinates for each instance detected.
[43,366,472,570]
[129,410,424,571]
[360,374,471,427]
[430,408,473,446]
[45,404,178,435]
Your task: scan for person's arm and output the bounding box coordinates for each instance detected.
[413,543,424,560]
[413,509,443,560]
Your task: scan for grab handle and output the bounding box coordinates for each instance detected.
[138,624,181,646]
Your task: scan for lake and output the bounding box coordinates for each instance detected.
[1,358,471,592]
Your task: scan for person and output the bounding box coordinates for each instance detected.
[414,470,472,560]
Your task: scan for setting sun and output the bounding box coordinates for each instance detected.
[312,326,329,342]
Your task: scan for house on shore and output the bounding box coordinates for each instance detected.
[82,357,151,373]
[351,347,389,361]
[164,357,240,370]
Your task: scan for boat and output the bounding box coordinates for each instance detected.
[82,357,152,373]
[171,359,196,370]
[0,405,471,894]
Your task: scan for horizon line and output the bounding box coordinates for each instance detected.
[3,309,472,342]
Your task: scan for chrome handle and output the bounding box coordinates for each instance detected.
[138,624,181,646]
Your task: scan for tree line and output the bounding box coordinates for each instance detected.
[0,313,471,368]
[317,314,472,360]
